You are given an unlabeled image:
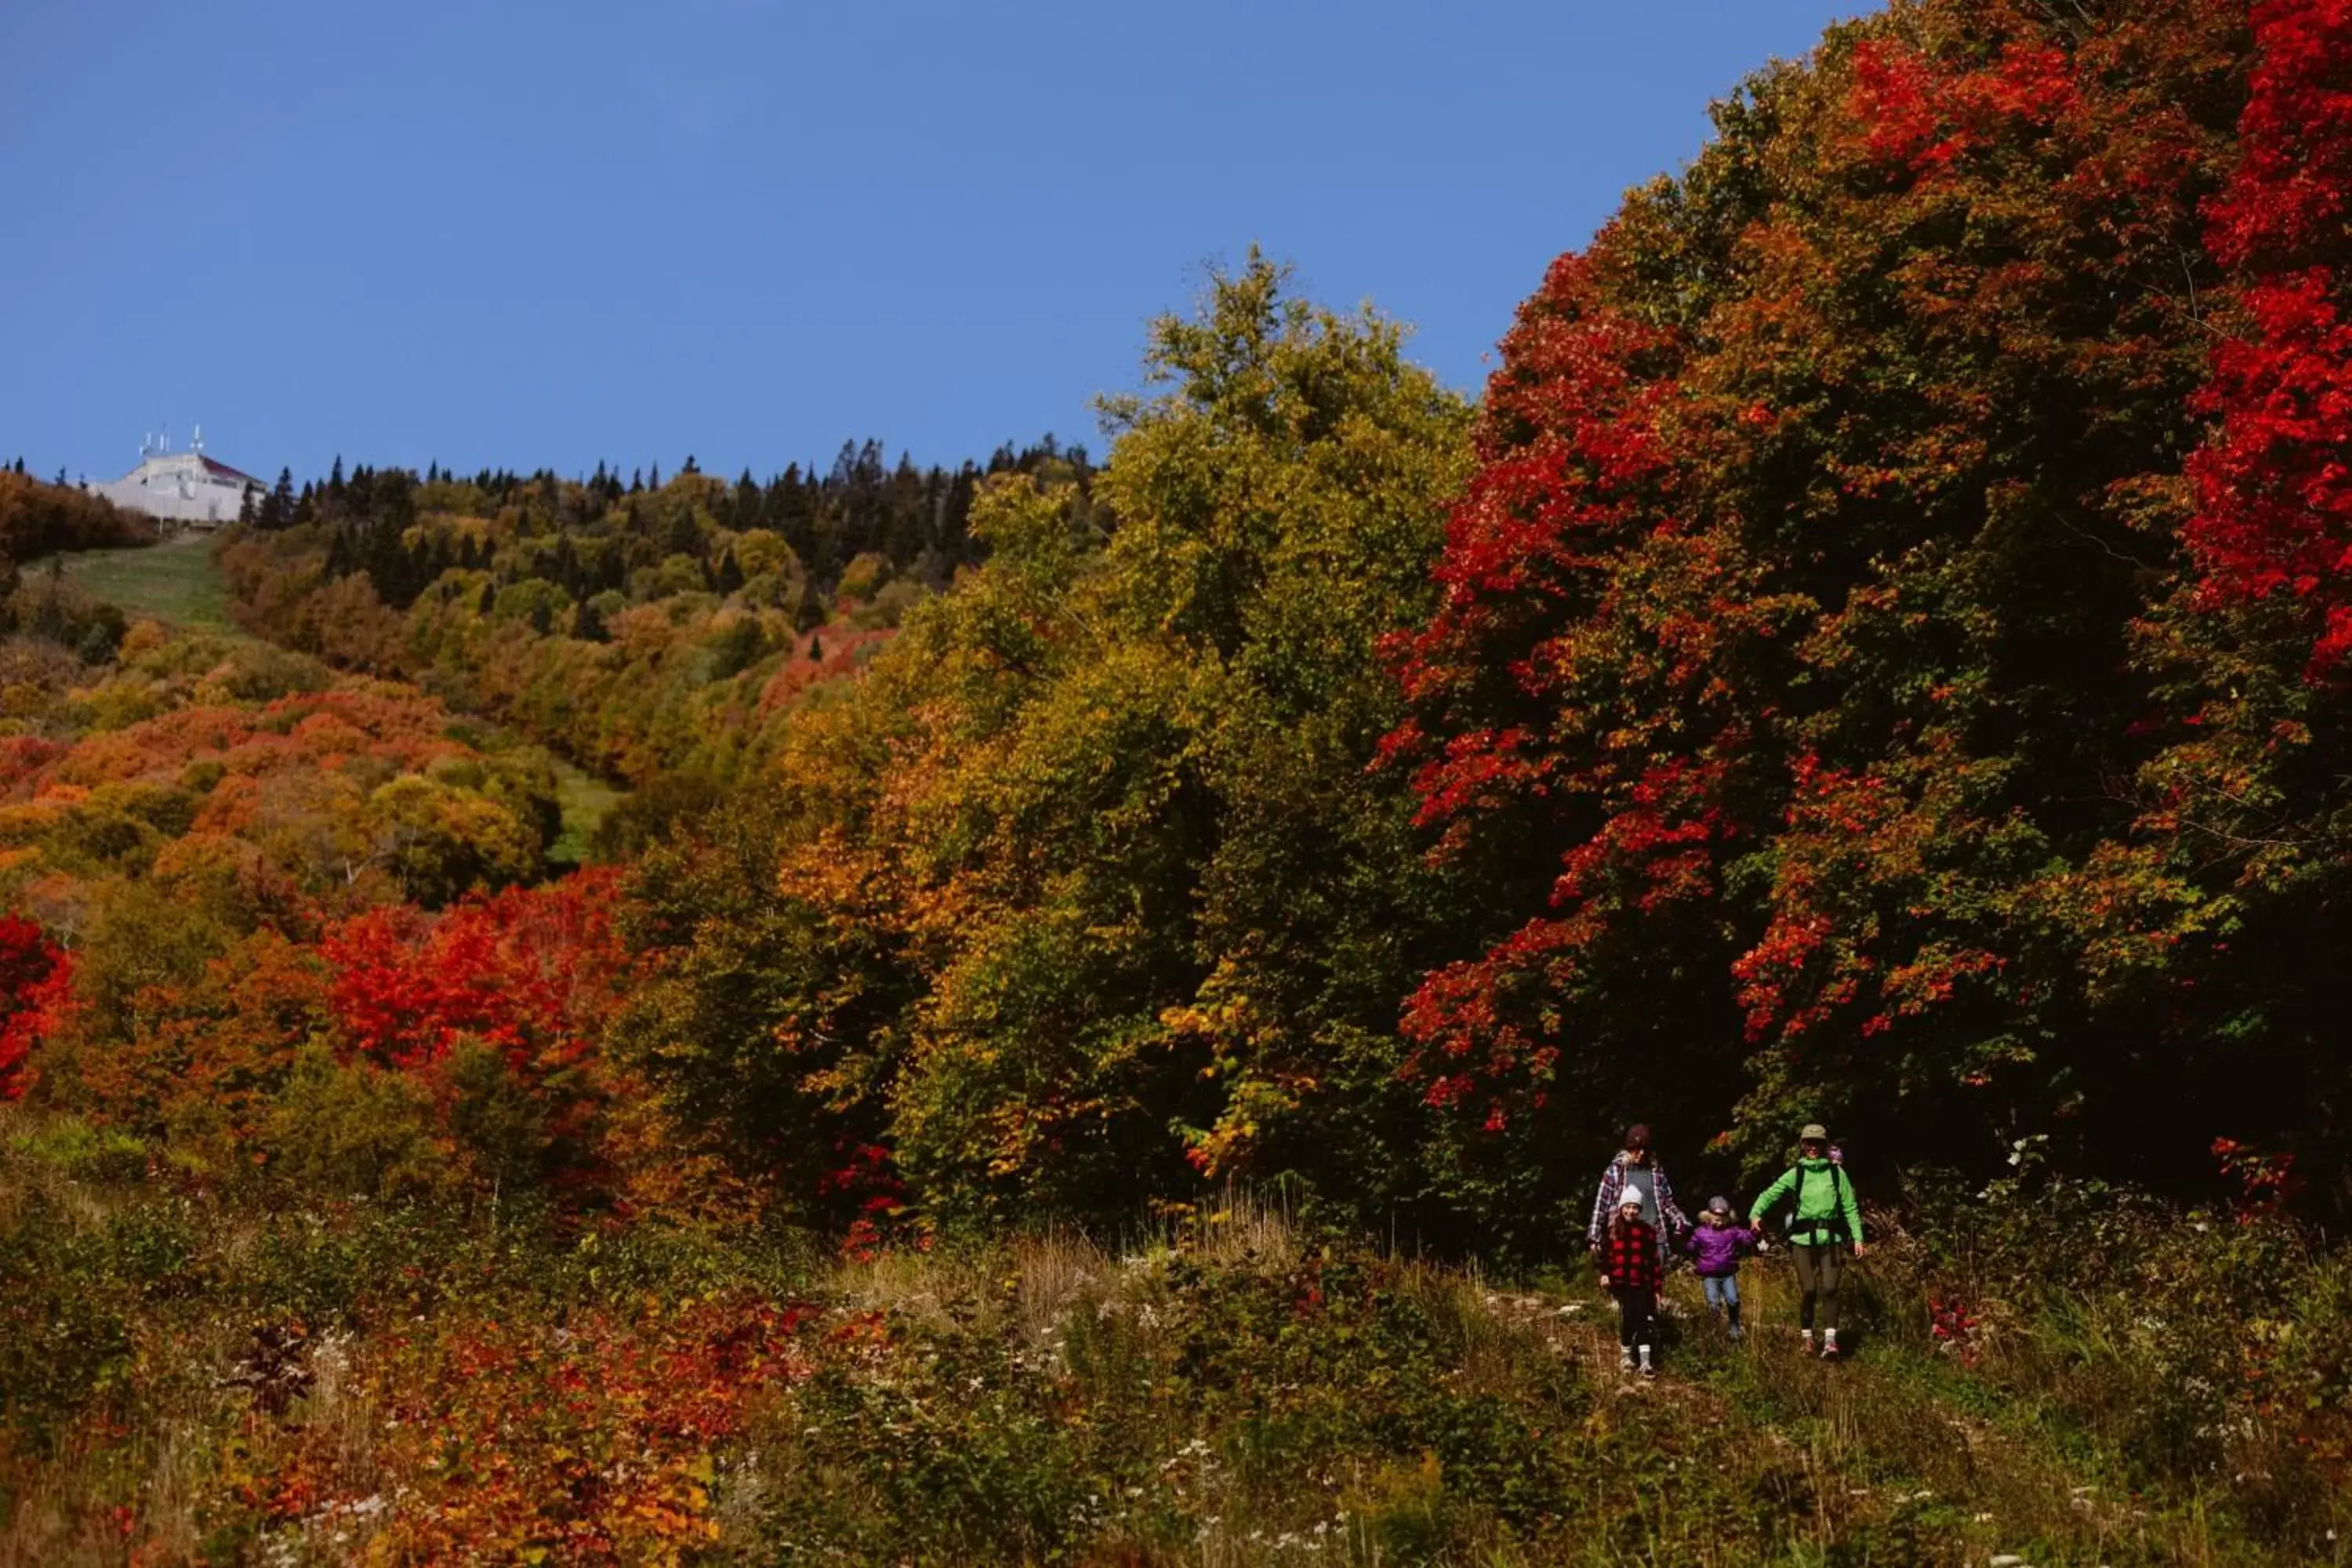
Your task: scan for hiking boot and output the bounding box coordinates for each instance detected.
[1727,1323,1744,1342]
[1619,1347,1635,1374]
[1818,1338,1840,1361]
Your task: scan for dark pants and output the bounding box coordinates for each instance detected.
[1792,1242,1845,1330]
[1613,1285,1657,1348]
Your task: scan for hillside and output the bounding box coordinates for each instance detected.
[4,0,2352,1562]
[54,539,622,864]
[55,536,237,635]
[5,1157,2342,1566]
[213,441,1091,793]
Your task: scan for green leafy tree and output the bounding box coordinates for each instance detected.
[622,255,1477,1231]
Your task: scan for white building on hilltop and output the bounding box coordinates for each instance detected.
[85,429,266,530]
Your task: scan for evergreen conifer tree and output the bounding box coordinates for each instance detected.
[261,467,296,530]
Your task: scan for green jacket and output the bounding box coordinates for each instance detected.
[1750,1158,1862,1247]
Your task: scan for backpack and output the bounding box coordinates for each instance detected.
[1771,1161,1852,1244]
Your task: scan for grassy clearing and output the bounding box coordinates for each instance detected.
[51,535,239,634]
[549,762,625,866]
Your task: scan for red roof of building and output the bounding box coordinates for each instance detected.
[199,456,261,485]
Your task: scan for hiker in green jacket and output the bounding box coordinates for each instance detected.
[1749,1123,1867,1359]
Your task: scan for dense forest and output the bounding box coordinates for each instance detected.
[216,441,1093,833]
[0,467,152,568]
[5,0,2352,1561]
[237,438,1092,602]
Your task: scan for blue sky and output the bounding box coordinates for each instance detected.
[2,1,1860,487]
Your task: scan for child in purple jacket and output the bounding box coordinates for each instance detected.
[1683,1196,1761,1339]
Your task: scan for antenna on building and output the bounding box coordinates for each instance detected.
[192,425,204,454]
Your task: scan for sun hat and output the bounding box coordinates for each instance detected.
[1798,1122,1829,1142]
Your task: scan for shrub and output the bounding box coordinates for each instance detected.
[262,1046,446,1201]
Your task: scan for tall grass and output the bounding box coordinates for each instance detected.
[0,1120,2345,1564]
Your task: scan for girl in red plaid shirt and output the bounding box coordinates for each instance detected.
[1598,1185,1663,1377]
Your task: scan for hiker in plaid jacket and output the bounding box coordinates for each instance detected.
[1597,1213,1663,1294]
[1596,1188,1664,1376]
[1585,1122,1690,1267]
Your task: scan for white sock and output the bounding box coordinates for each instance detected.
[1802,1328,1815,1345]
[1824,1329,1838,1347]
[1638,1345,1653,1369]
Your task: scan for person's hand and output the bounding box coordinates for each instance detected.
[1851,1241,1868,1260]
[1596,1274,1610,1288]
[1749,1218,1765,1235]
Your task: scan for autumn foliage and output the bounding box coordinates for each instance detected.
[0,469,153,561]
[593,0,2352,1240]
[242,1296,811,1564]
[216,445,1087,799]
[2188,0,2352,671]
[322,870,628,1073]
[14,2,2352,1558]
[1379,0,2352,1214]
[615,256,1477,1232]
[0,913,67,1099]
[27,0,2352,1245]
